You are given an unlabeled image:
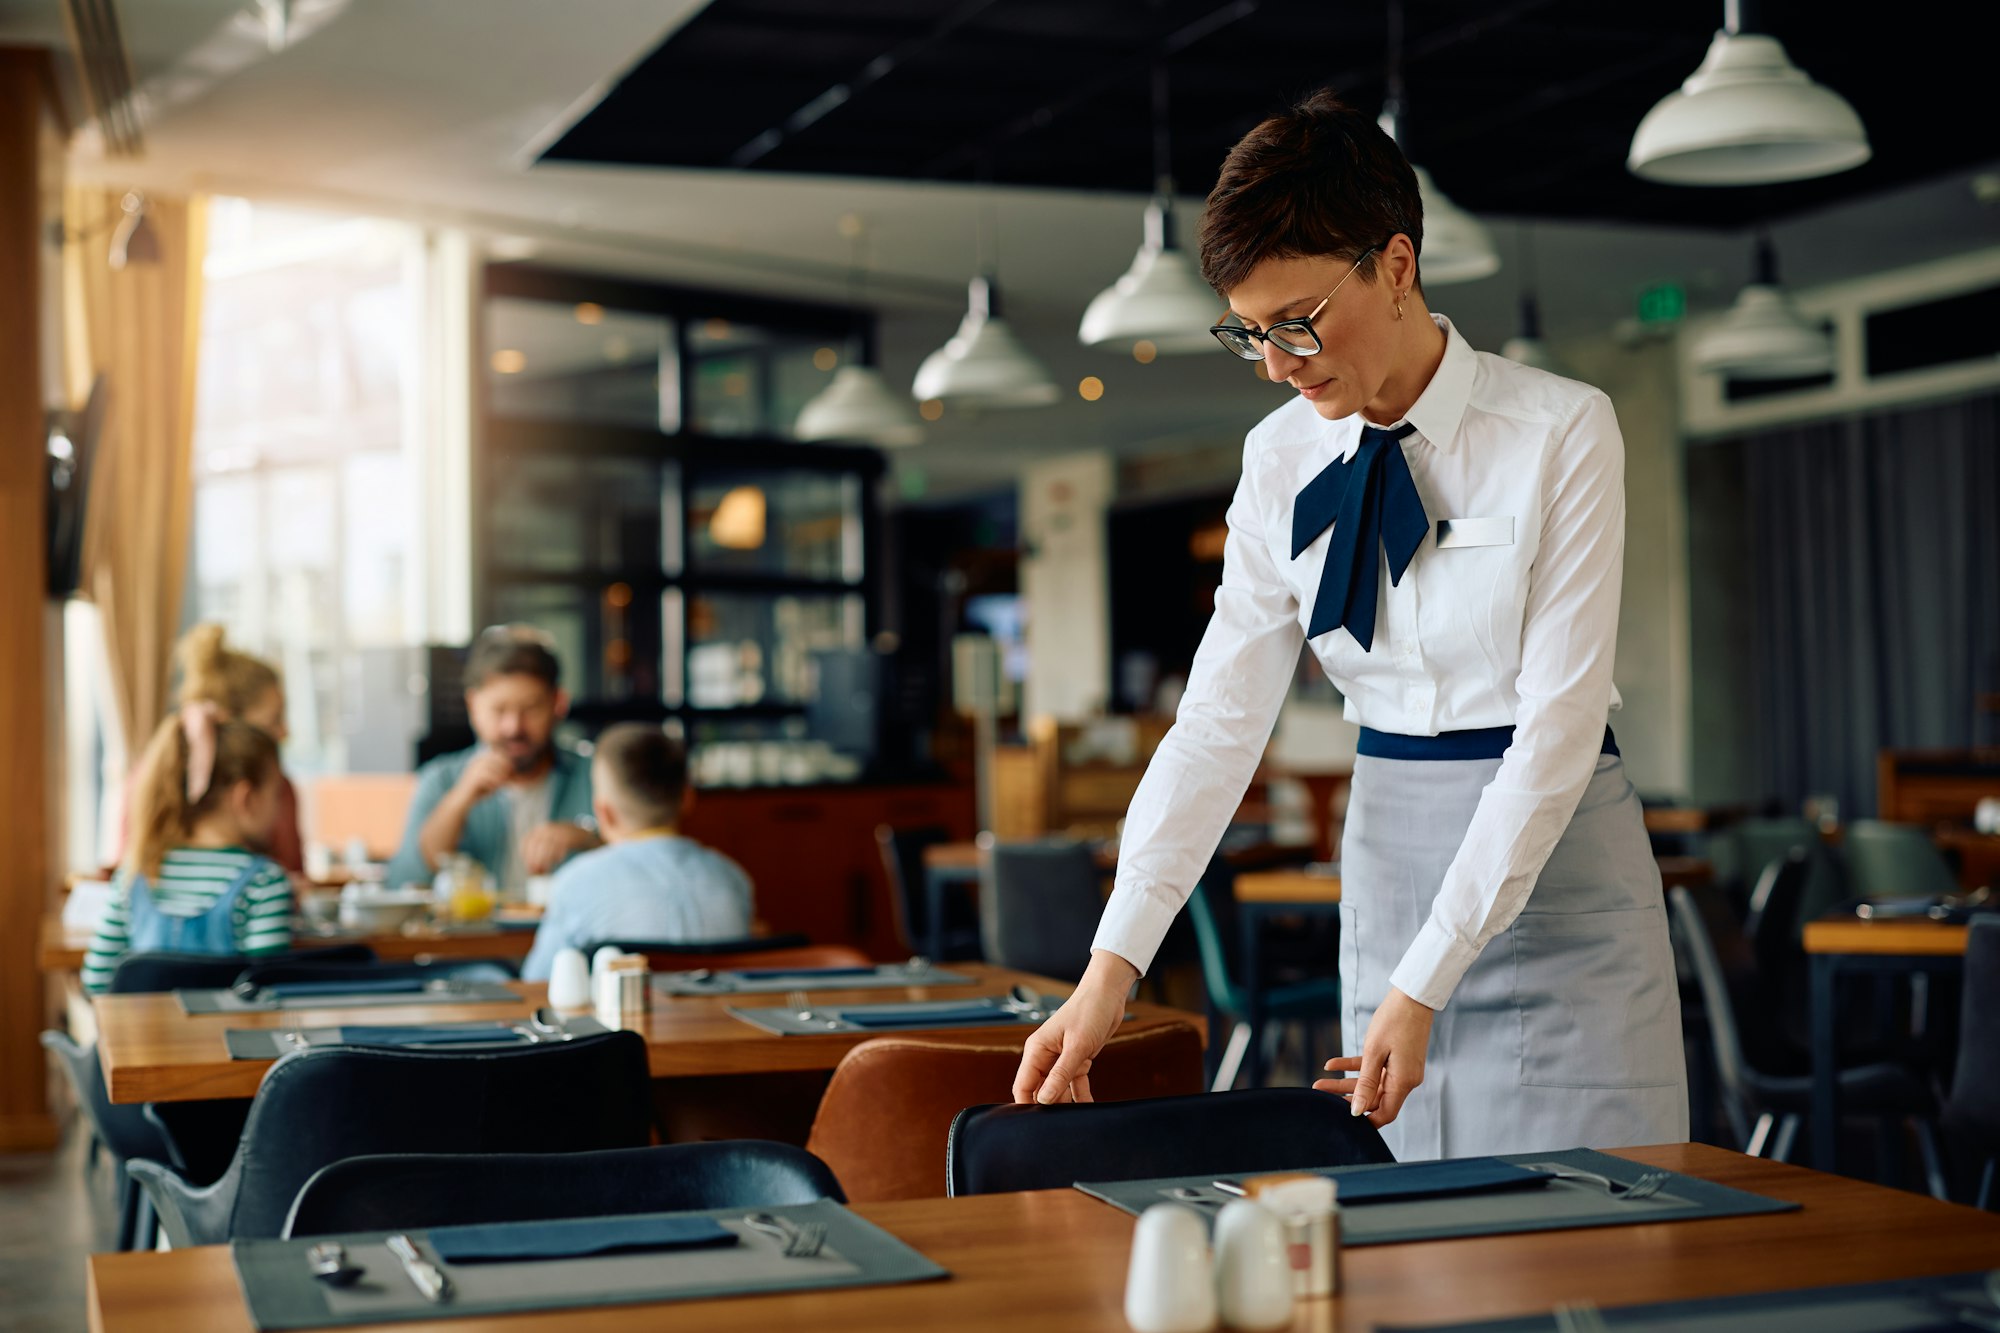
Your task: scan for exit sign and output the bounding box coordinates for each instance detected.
[1637,282,1686,324]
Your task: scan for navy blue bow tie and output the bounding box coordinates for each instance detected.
[1291,422,1428,652]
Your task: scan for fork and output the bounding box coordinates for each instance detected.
[1523,1163,1671,1201]
[785,990,815,1021]
[743,1212,827,1257]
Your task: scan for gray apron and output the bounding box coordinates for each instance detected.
[1339,751,1689,1161]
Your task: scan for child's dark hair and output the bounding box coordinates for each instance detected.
[594,724,689,828]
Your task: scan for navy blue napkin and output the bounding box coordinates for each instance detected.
[1331,1158,1552,1205]
[838,1003,1020,1028]
[333,1024,524,1047]
[428,1214,739,1263]
[734,966,881,980]
[263,978,428,998]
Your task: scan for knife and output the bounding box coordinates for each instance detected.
[385,1234,452,1303]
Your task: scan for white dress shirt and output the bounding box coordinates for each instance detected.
[1093,315,1628,1011]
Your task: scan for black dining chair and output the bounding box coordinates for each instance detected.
[875,823,981,961]
[977,835,1101,982]
[1942,916,2000,1209]
[232,957,517,988]
[284,1141,845,1237]
[1668,884,1944,1189]
[129,1030,654,1245]
[107,944,378,994]
[39,1030,173,1250]
[946,1087,1393,1197]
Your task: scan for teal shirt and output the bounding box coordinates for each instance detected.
[384,745,595,890]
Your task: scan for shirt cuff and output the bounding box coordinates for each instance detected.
[1389,919,1482,1011]
[1090,884,1180,978]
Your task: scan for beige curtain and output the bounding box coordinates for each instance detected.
[63,189,207,754]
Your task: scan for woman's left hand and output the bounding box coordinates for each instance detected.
[1314,986,1436,1127]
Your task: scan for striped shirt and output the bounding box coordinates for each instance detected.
[81,847,294,993]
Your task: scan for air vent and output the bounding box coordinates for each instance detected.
[1865,284,2000,377]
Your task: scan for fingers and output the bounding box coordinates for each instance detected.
[1035,1034,1095,1106]
[1011,1029,1060,1104]
[1071,1062,1094,1104]
[1322,1056,1363,1074]
[1350,1047,1387,1118]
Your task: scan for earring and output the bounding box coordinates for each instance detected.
[1395,295,1406,321]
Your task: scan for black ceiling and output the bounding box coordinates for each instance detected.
[539,0,1989,230]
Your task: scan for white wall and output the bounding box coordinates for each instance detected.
[1019,451,1114,720]
[1561,336,1691,798]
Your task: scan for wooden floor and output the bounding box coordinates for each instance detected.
[0,1114,101,1333]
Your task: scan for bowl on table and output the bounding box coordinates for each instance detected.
[336,886,433,933]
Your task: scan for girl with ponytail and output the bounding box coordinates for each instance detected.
[82,706,294,992]
[171,623,304,873]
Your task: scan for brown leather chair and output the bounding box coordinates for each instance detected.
[804,1020,1205,1202]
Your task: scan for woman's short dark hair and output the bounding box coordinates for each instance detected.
[464,624,562,692]
[1198,88,1424,295]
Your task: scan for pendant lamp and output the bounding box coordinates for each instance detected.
[1079,65,1219,352]
[1499,227,1569,375]
[912,274,1058,407]
[1692,235,1832,379]
[1629,0,1869,185]
[795,220,927,446]
[1376,1,1497,285]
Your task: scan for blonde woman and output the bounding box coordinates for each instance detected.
[170,624,304,873]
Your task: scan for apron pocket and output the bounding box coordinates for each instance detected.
[1511,907,1680,1089]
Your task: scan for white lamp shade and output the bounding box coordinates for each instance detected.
[1500,335,1570,376]
[1078,201,1219,352]
[1692,284,1833,379]
[795,366,925,447]
[1412,166,1499,285]
[912,277,1058,407]
[1629,31,1870,185]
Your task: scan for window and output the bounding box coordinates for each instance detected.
[187,199,426,776]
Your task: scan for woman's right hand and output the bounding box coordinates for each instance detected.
[1011,949,1140,1105]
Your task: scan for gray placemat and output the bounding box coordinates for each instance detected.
[1077,1148,1798,1246]
[223,1015,609,1060]
[1379,1269,2000,1331]
[179,981,519,1014]
[231,1200,947,1330]
[726,994,1064,1036]
[653,963,976,996]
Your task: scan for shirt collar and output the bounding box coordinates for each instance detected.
[1334,315,1475,462]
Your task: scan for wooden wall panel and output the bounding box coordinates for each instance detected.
[0,45,60,1150]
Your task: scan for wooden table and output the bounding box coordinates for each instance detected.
[39,912,539,974]
[1802,913,1973,1174]
[1935,826,2000,892]
[92,964,1201,1106]
[86,1143,2000,1333]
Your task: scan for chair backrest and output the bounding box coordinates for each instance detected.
[875,824,949,956]
[1716,818,1817,894]
[805,1021,1206,1203]
[284,1142,844,1238]
[603,941,871,972]
[1187,859,1246,1015]
[1744,848,1810,976]
[183,1030,653,1240]
[1842,820,1961,901]
[233,958,517,988]
[40,1030,169,1164]
[1668,884,1773,1149]
[978,837,1101,981]
[946,1087,1393,1197]
[107,944,379,994]
[1943,917,2000,1160]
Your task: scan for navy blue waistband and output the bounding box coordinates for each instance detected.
[1357,725,1619,762]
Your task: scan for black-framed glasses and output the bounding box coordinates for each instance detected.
[1209,247,1380,361]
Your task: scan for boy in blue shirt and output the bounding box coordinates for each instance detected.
[522,724,752,980]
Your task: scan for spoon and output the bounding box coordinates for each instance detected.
[306,1241,364,1287]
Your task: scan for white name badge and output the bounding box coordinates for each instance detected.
[1435,517,1514,549]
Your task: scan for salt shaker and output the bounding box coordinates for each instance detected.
[1123,1204,1217,1333]
[546,948,591,1010]
[1212,1200,1294,1329]
[1246,1173,1339,1298]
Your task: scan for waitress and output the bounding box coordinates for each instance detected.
[1012,89,1687,1160]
